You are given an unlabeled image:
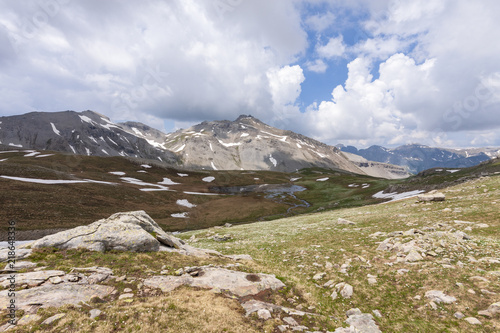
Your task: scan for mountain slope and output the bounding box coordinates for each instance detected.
[0,110,178,164]
[339,144,500,174]
[163,115,368,174]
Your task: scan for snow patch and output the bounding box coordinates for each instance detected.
[174,144,186,153]
[209,143,214,152]
[24,151,40,157]
[8,143,23,148]
[202,176,215,182]
[101,149,109,155]
[107,137,118,146]
[183,191,220,196]
[0,175,115,185]
[109,171,126,176]
[269,154,277,167]
[171,212,189,218]
[69,145,76,154]
[177,173,189,177]
[141,164,152,168]
[211,161,218,170]
[36,154,54,158]
[158,178,180,185]
[217,139,241,147]
[290,177,301,182]
[373,190,425,202]
[446,169,460,173]
[50,122,61,136]
[79,115,95,124]
[176,199,196,208]
[240,133,249,137]
[316,177,329,182]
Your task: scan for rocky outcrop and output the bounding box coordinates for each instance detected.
[143,266,285,297]
[0,283,115,311]
[29,211,186,253]
[417,190,446,202]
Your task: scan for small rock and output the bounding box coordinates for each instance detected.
[330,291,338,300]
[257,309,272,320]
[464,317,481,325]
[41,313,65,325]
[425,290,456,304]
[118,293,134,300]
[89,309,102,319]
[123,288,133,293]
[313,272,326,280]
[454,312,465,319]
[372,310,382,318]
[478,310,492,318]
[429,301,438,310]
[340,284,353,299]
[337,218,356,225]
[488,301,500,315]
[277,325,289,332]
[417,191,445,202]
[115,275,126,282]
[323,280,335,288]
[49,276,63,284]
[283,317,299,326]
[406,249,423,262]
[17,314,42,326]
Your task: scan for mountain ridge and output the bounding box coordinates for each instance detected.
[338,143,500,174]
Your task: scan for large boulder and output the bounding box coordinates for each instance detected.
[417,191,445,202]
[0,283,114,311]
[144,267,286,297]
[29,211,183,252]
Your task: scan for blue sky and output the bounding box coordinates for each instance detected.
[1,0,500,148]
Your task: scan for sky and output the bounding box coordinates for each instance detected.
[1,0,500,148]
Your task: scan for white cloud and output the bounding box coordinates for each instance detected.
[299,53,441,145]
[317,35,346,58]
[305,59,327,73]
[305,11,335,32]
[267,65,305,106]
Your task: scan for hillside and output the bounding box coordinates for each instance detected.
[0,148,406,238]
[1,167,498,332]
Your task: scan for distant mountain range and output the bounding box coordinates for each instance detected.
[0,110,410,179]
[338,144,500,174]
[4,110,496,177]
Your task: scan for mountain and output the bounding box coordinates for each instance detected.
[0,110,409,178]
[161,115,409,178]
[338,143,500,174]
[0,110,178,164]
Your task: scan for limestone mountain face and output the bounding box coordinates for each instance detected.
[0,110,178,163]
[163,115,366,173]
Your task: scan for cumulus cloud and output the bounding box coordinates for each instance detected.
[267,65,305,106]
[317,35,346,59]
[305,59,328,73]
[1,0,500,148]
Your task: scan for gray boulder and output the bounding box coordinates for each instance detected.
[29,211,183,253]
[0,283,114,311]
[417,191,445,202]
[144,267,285,297]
